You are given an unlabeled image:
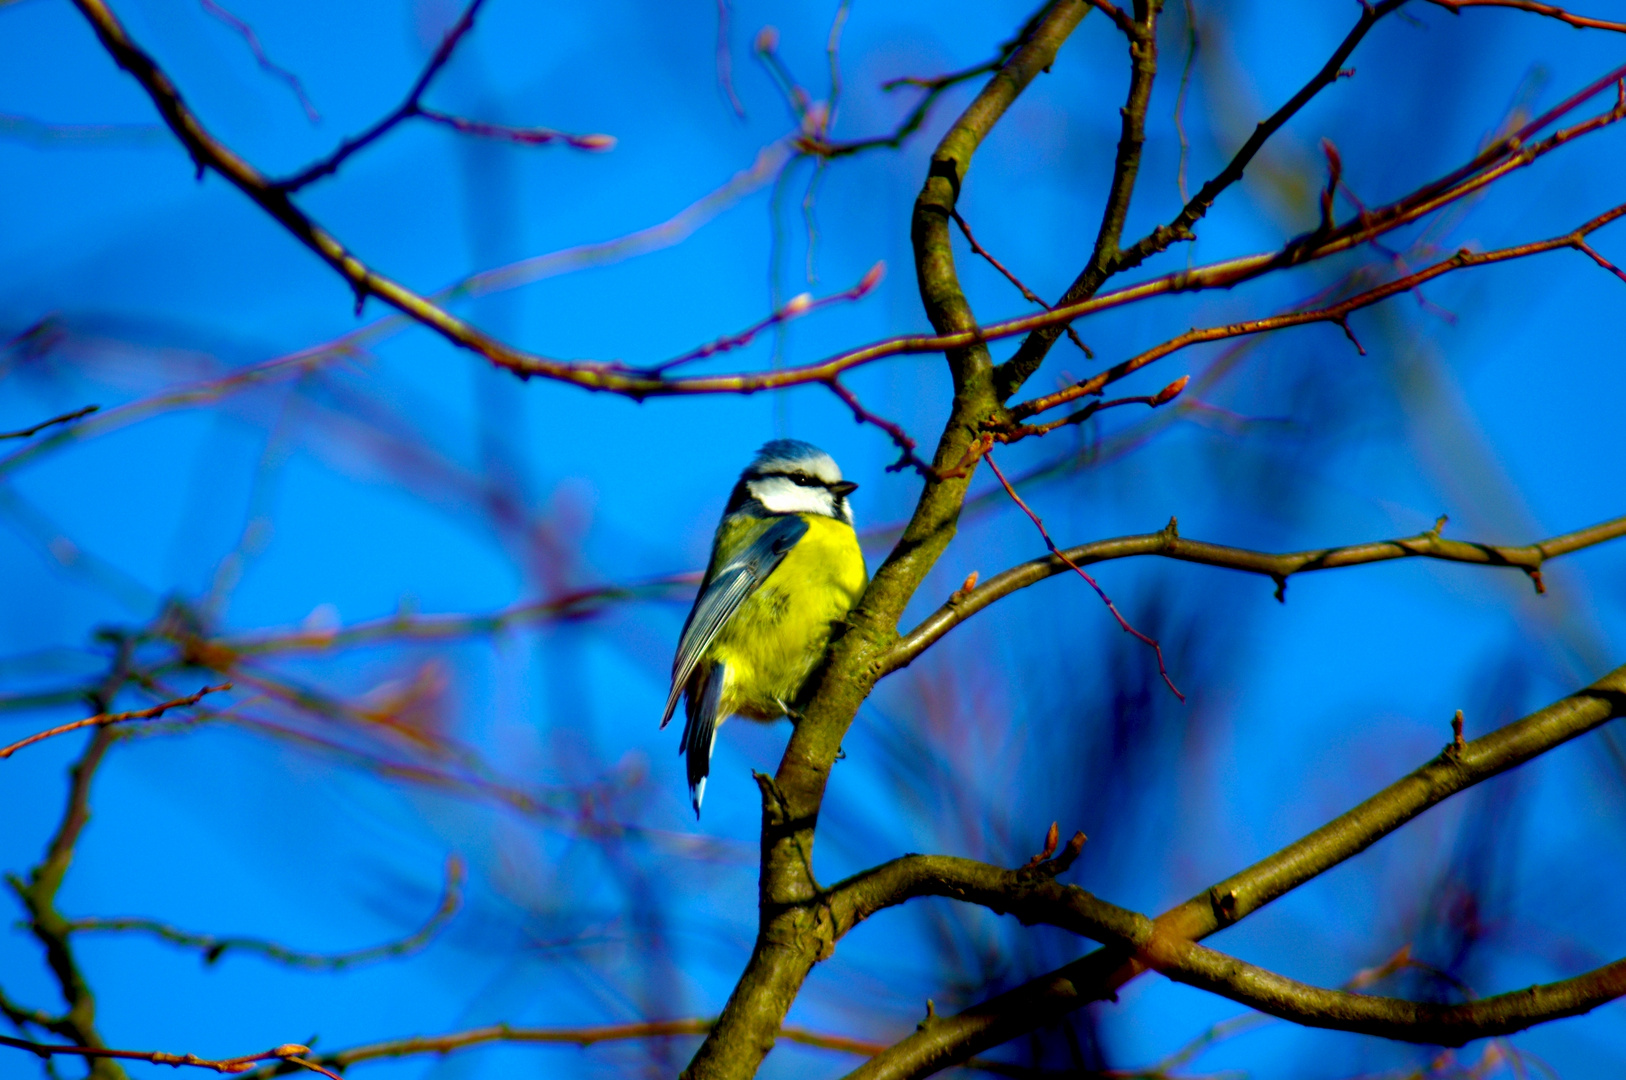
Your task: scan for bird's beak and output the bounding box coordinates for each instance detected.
[829,480,859,496]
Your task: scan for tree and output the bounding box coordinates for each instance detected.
[2,0,1625,1077]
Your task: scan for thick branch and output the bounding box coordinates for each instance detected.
[827,855,1626,1049]
[886,513,1626,674]
[845,662,1626,1078]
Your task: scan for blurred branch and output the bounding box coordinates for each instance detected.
[1428,0,1626,33]
[844,663,1626,1079]
[0,114,164,146]
[0,405,98,441]
[888,513,1626,673]
[0,683,230,759]
[1009,197,1626,422]
[3,650,133,1080]
[199,0,320,122]
[270,0,609,191]
[67,855,464,970]
[0,1035,333,1077]
[241,1019,894,1078]
[801,0,1061,158]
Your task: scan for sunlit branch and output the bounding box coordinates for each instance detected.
[0,1035,333,1078]
[826,850,1626,1049]
[1428,0,1626,33]
[1009,198,1626,422]
[844,664,1626,1079]
[0,684,230,759]
[66,855,463,970]
[886,513,1626,673]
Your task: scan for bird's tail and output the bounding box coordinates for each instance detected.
[678,661,727,817]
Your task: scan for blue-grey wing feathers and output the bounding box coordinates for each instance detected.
[679,660,727,816]
[660,514,809,730]
[661,513,809,818]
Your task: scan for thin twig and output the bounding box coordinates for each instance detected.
[982,451,1183,700]
[951,210,1093,357]
[0,405,98,441]
[67,855,464,970]
[199,0,320,122]
[0,684,231,759]
[0,1035,334,1077]
[1428,0,1626,33]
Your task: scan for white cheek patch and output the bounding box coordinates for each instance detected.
[748,476,836,517]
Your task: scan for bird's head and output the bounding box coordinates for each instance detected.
[732,439,857,524]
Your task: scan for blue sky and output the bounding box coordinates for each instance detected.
[2,0,1625,1077]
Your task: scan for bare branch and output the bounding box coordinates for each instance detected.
[238,1019,893,1078]
[0,405,98,441]
[982,451,1183,700]
[888,513,1626,673]
[66,855,463,970]
[0,684,231,759]
[1009,199,1626,422]
[996,0,1409,397]
[200,0,320,122]
[0,1035,331,1077]
[1428,0,1626,33]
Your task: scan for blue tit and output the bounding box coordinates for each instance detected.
[661,440,867,816]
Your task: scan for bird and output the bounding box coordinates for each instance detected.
[661,440,867,816]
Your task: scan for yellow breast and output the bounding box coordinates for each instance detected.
[709,513,866,720]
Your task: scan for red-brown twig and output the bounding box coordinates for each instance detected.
[0,405,98,441]
[0,1034,337,1078]
[199,0,320,122]
[1000,376,1188,443]
[951,210,1093,358]
[1013,198,1626,421]
[67,854,464,970]
[825,379,933,476]
[1428,0,1626,33]
[649,262,883,374]
[417,109,614,150]
[1575,238,1626,283]
[982,452,1183,701]
[0,683,231,759]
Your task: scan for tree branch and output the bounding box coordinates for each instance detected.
[0,683,231,759]
[0,1034,332,1078]
[826,852,1626,1050]
[1007,198,1626,422]
[995,0,1409,398]
[887,513,1626,674]
[1428,0,1626,33]
[0,405,99,441]
[844,662,1626,1078]
[239,1019,894,1078]
[65,855,462,970]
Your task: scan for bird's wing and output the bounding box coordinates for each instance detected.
[660,514,809,729]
